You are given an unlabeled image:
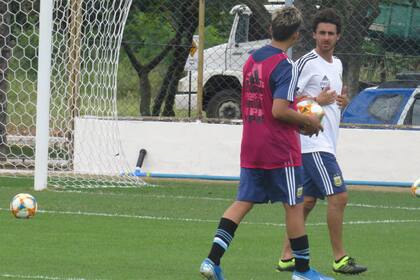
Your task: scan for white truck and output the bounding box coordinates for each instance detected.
[176,3,283,119]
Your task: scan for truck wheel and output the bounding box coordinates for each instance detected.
[206,89,241,119]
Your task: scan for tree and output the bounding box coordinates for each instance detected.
[125,0,273,117]
[152,0,199,116]
[152,0,271,116]
[123,1,200,117]
[122,4,175,116]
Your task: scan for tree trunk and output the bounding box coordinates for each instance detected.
[139,71,151,116]
[161,40,192,116]
[122,39,174,116]
[0,1,11,159]
[153,1,198,116]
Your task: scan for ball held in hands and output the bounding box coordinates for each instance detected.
[296,98,325,121]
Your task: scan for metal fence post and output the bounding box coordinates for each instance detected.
[197,0,205,120]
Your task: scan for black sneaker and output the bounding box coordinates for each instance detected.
[333,256,367,275]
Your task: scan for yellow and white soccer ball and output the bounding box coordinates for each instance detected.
[296,98,325,121]
[10,193,37,218]
[411,178,420,197]
[296,98,325,134]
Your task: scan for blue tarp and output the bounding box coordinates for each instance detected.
[342,88,415,124]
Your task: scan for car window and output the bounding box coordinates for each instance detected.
[368,94,403,123]
[411,98,420,125]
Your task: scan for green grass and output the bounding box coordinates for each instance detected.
[0,176,419,280]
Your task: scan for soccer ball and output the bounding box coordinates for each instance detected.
[296,98,325,134]
[411,178,420,197]
[10,193,38,218]
[296,98,325,121]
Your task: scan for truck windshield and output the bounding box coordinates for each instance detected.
[235,14,250,43]
[235,12,271,44]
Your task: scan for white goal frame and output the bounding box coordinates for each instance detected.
[34,0,54,191]
[33,0,142,190]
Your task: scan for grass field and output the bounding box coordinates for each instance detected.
[0,176,419,280]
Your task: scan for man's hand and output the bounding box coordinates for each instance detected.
[300,115,323,137]
[336,85,349,109]
[316,87,336,106]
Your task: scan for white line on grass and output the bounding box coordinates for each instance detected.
[0,273,104,280]
[50,189,233,202]
[346,202,420,211]
[49,189,420,211]
[1,207,420,227]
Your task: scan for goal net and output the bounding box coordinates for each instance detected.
[0,0,146,189]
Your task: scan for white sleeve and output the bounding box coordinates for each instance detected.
[338,58,343,75]
[296,62,312,96]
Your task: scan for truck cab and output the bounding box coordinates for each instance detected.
[175,3,281,119]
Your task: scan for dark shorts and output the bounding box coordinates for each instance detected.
[302,152,347,199]
[237,166,304,205]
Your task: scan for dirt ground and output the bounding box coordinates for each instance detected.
[347,185,411,193]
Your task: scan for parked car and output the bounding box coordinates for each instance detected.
[341,79,420,125]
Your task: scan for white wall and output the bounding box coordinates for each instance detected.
[337,128,419,183]
[74,119,420,184]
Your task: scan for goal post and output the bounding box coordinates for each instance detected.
[34,0,54,191]
[0,0,146,189]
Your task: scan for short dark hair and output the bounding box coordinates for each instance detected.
[312,8,342,34]
[271,6,302,41]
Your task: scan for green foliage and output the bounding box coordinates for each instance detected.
[204,25,228,48]
[123,11,174,61]
[117,52,170,116]
[116,52,139,99]
[361,38,385,54]
[384,54,420,78]
[205,4,234,41]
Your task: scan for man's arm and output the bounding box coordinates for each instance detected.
[271,59,322,136]
[336,85,349,109]
[272,99,323,136]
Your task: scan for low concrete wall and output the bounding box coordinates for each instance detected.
[74,119,420,184]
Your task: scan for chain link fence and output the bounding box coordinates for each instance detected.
[0,0,416,178]
[122,0,419,120]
